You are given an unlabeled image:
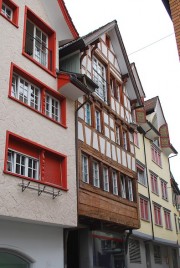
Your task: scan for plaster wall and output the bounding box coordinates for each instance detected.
[0,220,64,268]
[0,0,77,226]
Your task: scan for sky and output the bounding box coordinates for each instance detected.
[64,0,180,185]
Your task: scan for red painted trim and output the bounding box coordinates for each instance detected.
[22,6,56,76]
[57,73,70,89]
[91,234,124,242]
[4,131,68,189]
[57,0,79,39]
[0,0,19,27]
[9,63,67,128]
[4,171,68,191]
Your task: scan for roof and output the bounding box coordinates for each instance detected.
[58,0,79,38]
[59,20,143,106]
[161,0,172,19]
[144,96,158,114]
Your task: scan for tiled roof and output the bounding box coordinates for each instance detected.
[144,96,158,113]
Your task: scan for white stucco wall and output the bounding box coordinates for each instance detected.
[0,0,77,226]
[0,220,64,268]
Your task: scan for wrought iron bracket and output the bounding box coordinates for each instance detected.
[18,180,62,199]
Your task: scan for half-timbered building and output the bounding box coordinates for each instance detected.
[59,20,143,268]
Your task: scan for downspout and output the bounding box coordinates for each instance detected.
[74,94,93,268]
[141,127,155,241]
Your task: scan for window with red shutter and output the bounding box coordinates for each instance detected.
[4,131,67,189]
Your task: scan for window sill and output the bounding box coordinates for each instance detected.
[165,227,172,231]
[9,96,67,128]
[162,197,169,202]
[0,12,18,28]
[141,218,150,223]
[151,191,159,197]
[4,170,68,191]
[155,223,163,228]
[152,160,162,168]
[22,51,56,78]
[138,181,147,188]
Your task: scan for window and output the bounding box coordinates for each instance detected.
[151,144,162,166]
[110,76,120,101]
[112,170,118,195]
[10,64,65,126]
[0,250,31,268]
[129,239,141,263]
[128,178,133,201]
[8,150,39,180]
[151,173,159,195]
[82,154,89,183]
[121,174,126,198]
[5,131,67,189]
[45,94,60,122]
[23,7,56,75]
[137,163,147,186]
[122,130,129,150]
[164,210,171,230]
[103,166,109,192]
[92,57,107,102]
[0,0,19,26]
[161,180,168,200]
[154,204,162,226]
[93,161,100,188]
[95,110,101,132]
[2,2,12,19]
[134,132,139,147]
[85,103,91,125]
[154,245,162,264]
[12,74,40,110]
[115,125,121,145]
[140,197,149,221]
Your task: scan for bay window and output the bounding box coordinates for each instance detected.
[82,154,89,183]
[103,166,109,192]
[93,161,100,188]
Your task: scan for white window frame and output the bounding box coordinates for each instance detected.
[26,20,48,68]
[12,74,40,111]
[137,165,147,186]
[7,149,39,180]
[115,126,121,145]
[93,161,100,188]
[95,110,101,132]
[82,154,89,183]
[2,2,12,20]
[92,57,107,102]
[161,180,168,200]
[103,167,109,192]
[128,178,133,201]
[45,94,60,122]
[123,130,128,150]
[112,170,118,195]
[121,175,126,198]
[85,103,91,125]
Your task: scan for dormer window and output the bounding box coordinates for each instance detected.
[92,57,107,102]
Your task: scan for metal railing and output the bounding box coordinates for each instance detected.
[25,32,52,71]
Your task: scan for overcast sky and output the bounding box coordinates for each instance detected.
[64,0,180,185]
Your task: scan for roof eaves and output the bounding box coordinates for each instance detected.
[114,24,143,106]
[57,0,79,38]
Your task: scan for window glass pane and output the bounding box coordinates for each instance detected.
[0,252,29,267]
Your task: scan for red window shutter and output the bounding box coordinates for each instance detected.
[43,151,66,187]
